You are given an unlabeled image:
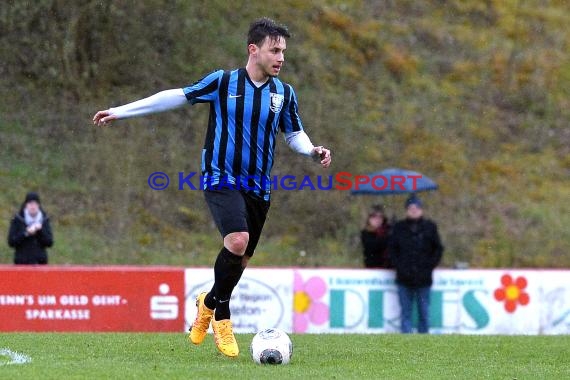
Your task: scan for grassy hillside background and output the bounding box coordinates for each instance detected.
[1,0,568,267]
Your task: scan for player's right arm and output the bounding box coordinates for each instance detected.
[92,89,187,127]
[93,70,223,127]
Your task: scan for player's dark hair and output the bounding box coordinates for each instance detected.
[247,17,290,46]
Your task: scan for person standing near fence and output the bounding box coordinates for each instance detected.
[8,192,54,265]
[389,194,443,333]
[361,204,392,268]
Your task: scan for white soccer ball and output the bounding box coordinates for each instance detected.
[250,328,293,365]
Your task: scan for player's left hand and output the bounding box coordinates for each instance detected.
[312,146,331,168]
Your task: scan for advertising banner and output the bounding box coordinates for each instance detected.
[0,266,185,332]
[1,266,568,334]
[534,270,570,335]
[184,268,293,333]
[292,269,570,335]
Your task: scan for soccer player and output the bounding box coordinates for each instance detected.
[93,18,331,357]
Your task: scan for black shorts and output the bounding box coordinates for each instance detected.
[204,188,270,257]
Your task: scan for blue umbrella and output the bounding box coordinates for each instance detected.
[350,168,438,195]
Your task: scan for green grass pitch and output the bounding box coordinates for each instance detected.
[1,333,569,379]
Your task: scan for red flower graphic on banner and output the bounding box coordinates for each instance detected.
[494,274,530,313]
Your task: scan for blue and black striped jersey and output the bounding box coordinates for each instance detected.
[183,68,304,200]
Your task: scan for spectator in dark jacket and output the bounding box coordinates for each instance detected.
[361,205,392,268]
[8,192,54,264]
[389,194,443,333]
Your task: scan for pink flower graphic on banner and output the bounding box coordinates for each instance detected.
[494,274,530,313]
[293,272,329,332]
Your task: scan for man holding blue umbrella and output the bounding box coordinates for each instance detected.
[388,194,444,334]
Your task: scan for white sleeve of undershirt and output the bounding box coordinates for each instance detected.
[284,130,315,156]
[108,89,187,119]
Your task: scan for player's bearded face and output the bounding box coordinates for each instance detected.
[256,36,286,77]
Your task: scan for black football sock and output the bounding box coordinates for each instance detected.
[215,262,246,316]
[212,247,243,321]
[204,284,216,310]
[230,265,246,290]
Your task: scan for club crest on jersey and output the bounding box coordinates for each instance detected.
[270,93,285,113]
